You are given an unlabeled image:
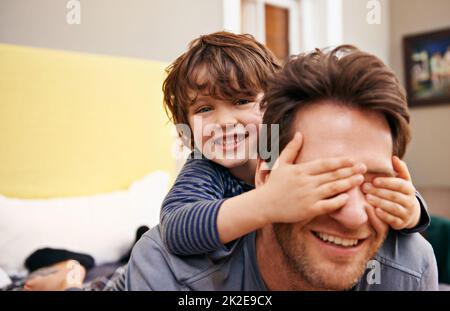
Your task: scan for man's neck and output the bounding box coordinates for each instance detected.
[255,226,316,291]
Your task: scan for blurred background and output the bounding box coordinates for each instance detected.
[0,0,449,287]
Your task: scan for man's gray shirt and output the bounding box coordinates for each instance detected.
[125,226,438,291]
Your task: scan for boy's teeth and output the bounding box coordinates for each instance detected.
[315,232,358,247]
[213,134,246,146]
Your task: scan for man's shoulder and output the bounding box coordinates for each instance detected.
[376,230,435,276]
[357,230,438,290]
[125,226,249,290]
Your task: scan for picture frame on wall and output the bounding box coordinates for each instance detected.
[403,27,450,107]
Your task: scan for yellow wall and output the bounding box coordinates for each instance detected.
[0,44,175,198]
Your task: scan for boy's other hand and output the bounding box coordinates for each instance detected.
[361,156,420,230]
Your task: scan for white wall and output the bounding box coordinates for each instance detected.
[300,0,329,51]
[342,0,390,64]
[390,0,450,187]
[0,0,223,62]
[300,0,390,65]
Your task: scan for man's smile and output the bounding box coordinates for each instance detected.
[310,230,370,257]
[313,231,360,247]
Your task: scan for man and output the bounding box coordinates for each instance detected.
[125,45,438,290]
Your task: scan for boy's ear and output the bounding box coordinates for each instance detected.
[255,158,271,187]
[176,126,194,150]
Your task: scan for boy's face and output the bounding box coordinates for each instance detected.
[187,93,263,169]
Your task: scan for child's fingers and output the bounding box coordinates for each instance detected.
[314,163,366,185]
[392,156,412,182]
[372,177,415,195]
[374,207,406,230]
[365,205,389,234]
[366,194,408,224]
[316,174,364,199]
[275,132,303,167]
[302,157,356,175]
[313,193,349,215]
[362,183,412,210]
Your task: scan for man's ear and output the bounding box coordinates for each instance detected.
[255,158,271,187]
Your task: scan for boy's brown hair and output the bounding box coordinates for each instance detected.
[261,45,411,163]
[163,32,281,137]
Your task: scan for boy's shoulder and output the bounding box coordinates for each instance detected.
[170,151,254,198]
[180,151,253,192]
[178,152,230,187]
[184,151,229,175]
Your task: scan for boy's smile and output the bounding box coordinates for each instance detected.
[211,131,249,153]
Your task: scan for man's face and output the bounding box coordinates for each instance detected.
[270,102,393,290]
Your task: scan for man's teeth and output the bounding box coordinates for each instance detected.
[315,232,359,247]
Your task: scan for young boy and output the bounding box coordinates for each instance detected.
[160,31,429,256]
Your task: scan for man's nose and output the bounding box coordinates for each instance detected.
[329,186,368,230]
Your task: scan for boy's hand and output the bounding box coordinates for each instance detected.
[361,156,420,230]
[260,132,366,224]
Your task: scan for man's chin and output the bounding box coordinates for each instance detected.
[301,259,367,290]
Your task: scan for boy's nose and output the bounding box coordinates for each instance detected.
[216,110,238,127]
[328,186,368,230]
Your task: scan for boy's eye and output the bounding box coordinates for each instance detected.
[235,99,252,106]
[195,106,212,114]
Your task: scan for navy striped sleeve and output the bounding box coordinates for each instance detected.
[400,191,430,234]
[160,157,229,255]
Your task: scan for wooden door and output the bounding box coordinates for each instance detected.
[265,4,289,61]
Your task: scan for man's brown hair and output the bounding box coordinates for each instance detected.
[260,45,411,164]
[163,31,280,142]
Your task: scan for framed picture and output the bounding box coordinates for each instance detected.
[403,27,450,107]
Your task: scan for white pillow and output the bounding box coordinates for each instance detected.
[0,171,169,277]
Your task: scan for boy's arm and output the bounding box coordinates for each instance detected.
[161,156,273,256]
[216,187,273,244]
[160,157,231,256]
[400,191,430,234]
